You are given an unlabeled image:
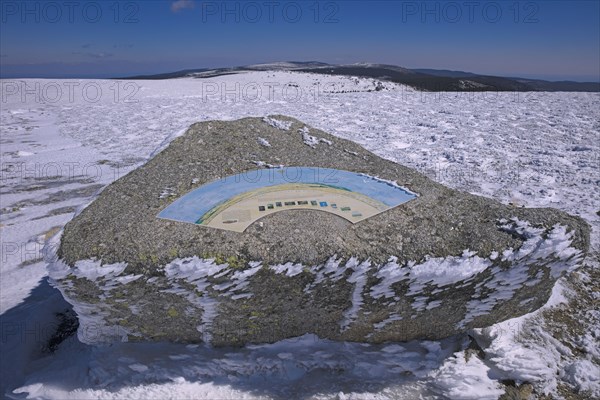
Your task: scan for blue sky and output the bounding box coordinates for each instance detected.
[1,0,599,80]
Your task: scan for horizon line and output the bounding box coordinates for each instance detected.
[0,61,599,83]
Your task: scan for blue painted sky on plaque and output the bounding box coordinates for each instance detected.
[158,167,417,232]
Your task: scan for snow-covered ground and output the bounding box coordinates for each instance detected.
[1,71,598,399]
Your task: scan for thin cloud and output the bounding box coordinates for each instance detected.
[72,52,114,59]
[171,0,195,13]
[88,52,113,59]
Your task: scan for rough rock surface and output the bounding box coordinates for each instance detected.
[51,116,590,345]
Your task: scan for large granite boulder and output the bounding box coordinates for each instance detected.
[50,116,589,345]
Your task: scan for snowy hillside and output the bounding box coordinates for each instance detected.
[1,71,598,399]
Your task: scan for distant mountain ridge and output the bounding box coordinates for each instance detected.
[411,69,479,78]
[120,62,600,92]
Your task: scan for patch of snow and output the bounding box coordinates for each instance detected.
[563,359,600,395]
[458,80,489,90]
[304,256,346,293]
[270,262,304,277]
[470,279,574,394]
[128,363,149,373]
[164,257,228,281]
[430,351,505,399]
[251,160,284,169]
[371,251,491,301]
[163,257,234,343]
[373,313,403,330]
[196,294,219,344]
[299,125,332,148]
[407,250,491,295]
[11,332,458,399]
[370,257,409,299]
[459,221,582,328]
[340,259,370,331]
[159,187,177,199]
[426,300,443,310]
[115,274,143,285]
[71,259,128,282]
[300,126,319,147]
[359,173,419,197]
[216,261,263,298]
[257,137,271,147]
[263,116,292,130]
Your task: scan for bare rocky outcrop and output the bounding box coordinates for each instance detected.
[50,116,590,345]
